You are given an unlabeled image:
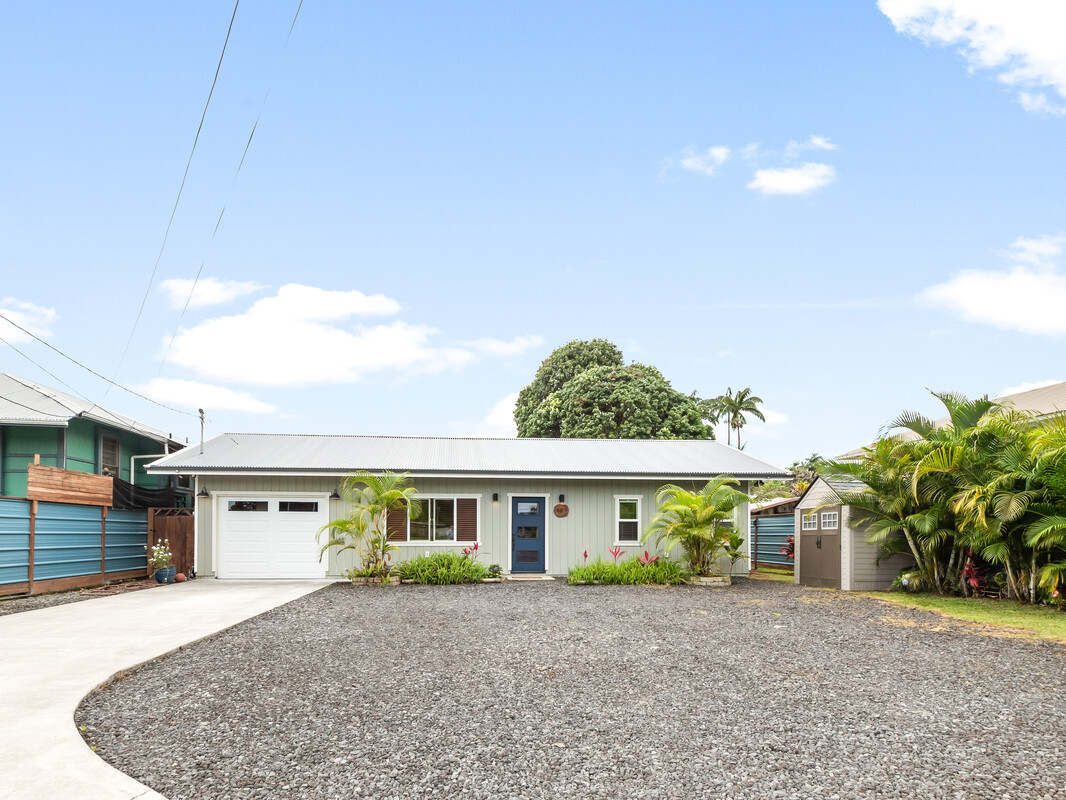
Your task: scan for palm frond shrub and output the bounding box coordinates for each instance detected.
[643,476,749,575]
[317,471,422,578]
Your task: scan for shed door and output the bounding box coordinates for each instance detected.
[218,497,328,579]
[511,497,545,572]
[799,531,840,589]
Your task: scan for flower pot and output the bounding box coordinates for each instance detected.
[154,566,176,584]
[692,575,731,587]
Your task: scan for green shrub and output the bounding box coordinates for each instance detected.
[394,552,490,585]
[567,556,688,585]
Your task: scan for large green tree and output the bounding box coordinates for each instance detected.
[514,340,711,439]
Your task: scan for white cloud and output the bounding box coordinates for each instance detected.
[879,1,1066,115]
[919,233,1066,335]
[450,393,519,437]
[759,406,789,426]
[785,135,838,158]
[461,335,545,356]
[160,277,267,310]
[139,378,278,414]
[0,298,56,344]
[997,379,1062,398]
[747,162,836,195]
[739,143,762,160]
[165,283,535,386]
[1004,234,1065,267]
[680,146,731,176]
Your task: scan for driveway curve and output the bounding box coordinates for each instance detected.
[0,579,330,800]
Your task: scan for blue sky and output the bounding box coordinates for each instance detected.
[2,1,1064,468]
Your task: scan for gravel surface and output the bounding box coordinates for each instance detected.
[77,579,1066,800]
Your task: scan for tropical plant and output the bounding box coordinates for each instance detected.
[393,552,489,584]
[702,387,765,448]
[567,555,687,585]
[317,471,422,579]
[643,476,750,575]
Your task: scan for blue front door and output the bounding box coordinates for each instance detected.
[511,496,546,572]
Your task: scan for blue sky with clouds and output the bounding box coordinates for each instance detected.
[2,1,1064,467]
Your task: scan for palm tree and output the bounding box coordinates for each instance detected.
[318,471,422,577]
[642,476,750,575]
[708,387,765,448]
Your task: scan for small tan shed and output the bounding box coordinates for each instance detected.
[794,477,913,591]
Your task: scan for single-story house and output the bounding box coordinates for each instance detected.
[146,434,790,579]
[0,373,188,499]
[793,476,913,590]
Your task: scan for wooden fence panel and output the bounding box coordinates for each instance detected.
[149,509,194,575]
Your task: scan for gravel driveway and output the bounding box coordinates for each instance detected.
[77,580,1066,800]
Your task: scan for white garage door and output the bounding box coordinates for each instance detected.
[218,496,329,579]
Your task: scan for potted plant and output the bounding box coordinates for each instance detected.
[643,476,750,587]
[147,539,176,584]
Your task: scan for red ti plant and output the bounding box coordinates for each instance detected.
[638,550,659,565]
[608,546,623,564]
[962,553,980,595]
[462,542,480,561]
[582,549,588,565]
[778,536,795,562]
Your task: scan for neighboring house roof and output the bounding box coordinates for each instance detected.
[0,373,183,447]
[147,433,792,479]
[836,381,1066,460]
[751,496,799,513]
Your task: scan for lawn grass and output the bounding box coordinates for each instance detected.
[860,591,1066,643]
[749,567,794,584]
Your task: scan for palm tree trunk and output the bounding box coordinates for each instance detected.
[1003,557,1019,600]
[1030,548,1038,603]
[900,527,931,586]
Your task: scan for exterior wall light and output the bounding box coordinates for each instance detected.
[492,493,499,502]
[197,487,209,498]
[558,493,565,503]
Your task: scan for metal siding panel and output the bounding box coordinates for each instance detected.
[104,509,148,573]
[0,498,31,585]
[33,502,102,580]
[753,515,795,567]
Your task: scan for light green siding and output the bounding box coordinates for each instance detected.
[0,419,172,498]
[194,475,752,579]
[1,425,62,497]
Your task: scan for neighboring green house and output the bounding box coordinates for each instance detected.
[0,373,188,499]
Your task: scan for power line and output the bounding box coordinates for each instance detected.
[108,0,242,394]
[160,0,306,370]
[0,312,198,418]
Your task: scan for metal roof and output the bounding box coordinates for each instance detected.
[147,433,791,479]
[0,373,183,446]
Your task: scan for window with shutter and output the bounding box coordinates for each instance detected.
[389,496,479,544]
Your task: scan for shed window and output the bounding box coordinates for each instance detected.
[821,511,839,530]
[616,497,641,543]
[801,512,817,530]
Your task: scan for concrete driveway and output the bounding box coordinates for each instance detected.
[0,579,330,800]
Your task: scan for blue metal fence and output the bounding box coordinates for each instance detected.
[753,514,795,569]
[0,498,31,586]
[105,509,149,573]
[0,499,148,593]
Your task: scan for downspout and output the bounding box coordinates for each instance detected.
[130,454,168,487]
